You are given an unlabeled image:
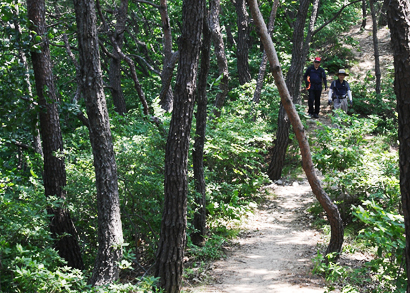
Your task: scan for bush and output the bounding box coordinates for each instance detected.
[312,111,398,222]
[202,84,273,223]
[353,200,406,292]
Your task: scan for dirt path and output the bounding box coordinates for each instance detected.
[182,40,334,293]
[183,181,328,293]
[182,17,392,293]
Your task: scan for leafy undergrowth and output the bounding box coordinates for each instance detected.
[308,108,405,292]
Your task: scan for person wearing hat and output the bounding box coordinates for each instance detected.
[328,69,352,113]
[303,57,327,118]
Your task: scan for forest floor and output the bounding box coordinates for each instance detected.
[182,18,392,293]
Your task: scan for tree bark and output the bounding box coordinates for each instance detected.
[249,0,344,258]
[361,0,367,29]
[73,0,124,285]
[225,22,236,49]
[27,0,84,271]
[234,0,251,85]
[192,8,211,246]
[252,0,279,105]
[109,0,128,115]
[209,0,230,118]
[384,0,410,289]
[154,0,205,291]
[13,17,43,156]
[370,0,381,95]
[268,0,318,181]
[159,0,175,112]
[159,51,179,112]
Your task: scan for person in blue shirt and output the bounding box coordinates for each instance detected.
[328,69,352,113]
[303,57,327,118]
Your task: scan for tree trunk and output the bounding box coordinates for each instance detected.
[225,22,236,49]
[361,0,367,29]
[154,0,205,291]
[109,0,128,115]
[210,0,230,118]
[13,17,43,156]
[192,9,211,246]
[209,0,229,117]
[159,51,179,113]
[27,0,84,270]
[159,0,175,112]
[249,0,344,258]
[384,0,410,289]
[370,0,381,95]
[234,0,251,85]
[268,0,318,181]
[252,0,279,105]
[73,0,124,285]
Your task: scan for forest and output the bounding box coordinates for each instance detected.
[1,0,410,292]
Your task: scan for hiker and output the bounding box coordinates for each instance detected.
[328,69,352,113]
[303,57,327,118]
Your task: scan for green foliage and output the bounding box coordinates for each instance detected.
[353,200,406,292]
[310,93,403,291]
[349,71,397,141]
[0,170,163,292]
[187,234,227,261]
[202,83,272,223]
[313,197,406,292]
[312,111,377,173]
[324,47,355,74]
[65,110,167,266]
[312,251,370,292]
[310,0,361,72]
[311,111,399,220]
[1,0,403,291]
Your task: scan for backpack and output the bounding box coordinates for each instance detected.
[331,80,347,99]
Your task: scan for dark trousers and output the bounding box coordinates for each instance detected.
[308,89,321,114]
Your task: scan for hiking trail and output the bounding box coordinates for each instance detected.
[182,18,391,293]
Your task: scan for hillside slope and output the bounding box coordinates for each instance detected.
[183,17,393,293]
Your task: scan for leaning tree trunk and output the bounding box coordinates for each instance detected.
[73,0,124,285]
[210,0,230,118]
[192,10,211,246]
[384,0,410,289]
[268,0,318,181]
[154,0,205,291]
[252,0,279,105]
[249,0,344,258]
[109,0,128,115]
[370,0,381,95]
[27,0,84,270]
[234,0,251,85]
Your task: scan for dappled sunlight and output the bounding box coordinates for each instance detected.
[245,254,262,259]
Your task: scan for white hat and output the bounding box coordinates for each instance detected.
[336,69,349,76]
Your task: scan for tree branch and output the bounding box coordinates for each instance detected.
[96,0,150,116]
[312,0,362,37]
[158,50,179,105]
[133,0,159,8]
